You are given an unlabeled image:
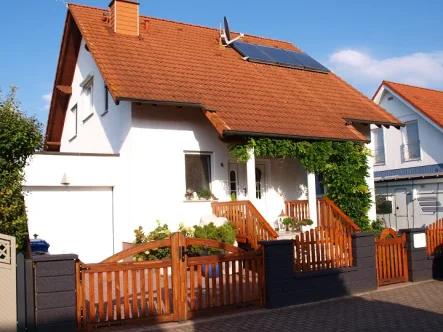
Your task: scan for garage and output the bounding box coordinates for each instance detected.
[24,186,114,263]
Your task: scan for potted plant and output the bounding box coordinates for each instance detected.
[300,218,314,229]
[231,192,237,201]
[290,218,301,232]
[197,189,212,200]
[282,217,293,232]
[184,189,194,200]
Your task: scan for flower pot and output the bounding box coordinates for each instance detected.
[201,264,220,278]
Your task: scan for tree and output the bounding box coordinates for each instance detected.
[0,86,43,251]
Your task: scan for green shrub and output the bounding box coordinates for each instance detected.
[188,222,237,256]
[133,221,171,261]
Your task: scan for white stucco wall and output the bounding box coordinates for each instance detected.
[373,89,443,171]
[60,39,131,154]
[122,103,307,243]
[23,153,122,262]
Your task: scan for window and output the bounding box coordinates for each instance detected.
[81,76,93,120]
[402,121,420,161]
[255,167,262,199]
[185,154,211,192]
[229,170,237,197]
[70,104,78,140]
[315,174,325,196]
[104,85,109,114]
[372,128,385,165]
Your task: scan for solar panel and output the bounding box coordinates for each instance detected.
[284,50,330,72]
[256,45,304,69]
[231,41,276,64]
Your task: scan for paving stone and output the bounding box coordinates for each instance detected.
[101,281,443,332]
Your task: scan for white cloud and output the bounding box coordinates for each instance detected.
[41,93,52,111]
[327,49,443,95]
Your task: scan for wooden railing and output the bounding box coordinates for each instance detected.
[293,226,353,273]
[212,200,278,249]
[426,218,443,256]
[286,198,360,233]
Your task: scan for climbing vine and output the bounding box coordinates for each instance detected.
[229,138,372,231]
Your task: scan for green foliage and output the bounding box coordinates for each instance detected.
[189,222,237,256]
[282,217,293,226]
[301,218,314,227]
[229,138,372,230]
[197,189,212,200]
[371,217,386,239]
[133,221,237,260]
[0,86,43,251]
[133,221,172,261]
[231,192,237,201]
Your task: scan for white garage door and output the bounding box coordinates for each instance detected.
[24,187,113,263]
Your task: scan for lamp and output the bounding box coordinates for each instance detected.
[60,173,70,185]
[277,210,287,231]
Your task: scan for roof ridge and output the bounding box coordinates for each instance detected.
[384,80,443,94]
[68,3,295,47]
[141,15,295,46]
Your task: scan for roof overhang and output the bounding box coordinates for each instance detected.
[344,118,404,130]
[375,172,443,182]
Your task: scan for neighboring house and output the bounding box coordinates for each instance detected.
[372,81,443,230]
[23,0,401,263]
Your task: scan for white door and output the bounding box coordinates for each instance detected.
[394,188,408,230]
[24,187,114,263]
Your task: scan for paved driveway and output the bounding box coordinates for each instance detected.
[106,280,443,332]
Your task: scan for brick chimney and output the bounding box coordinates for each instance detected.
[109,0,140,36]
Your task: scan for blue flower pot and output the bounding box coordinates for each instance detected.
[201,264,220,278]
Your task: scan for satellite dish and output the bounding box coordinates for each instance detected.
[224,16,231,42]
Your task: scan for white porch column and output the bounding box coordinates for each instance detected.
[307,172,318,228]
[246,147,256,201]
[366,143,377,221]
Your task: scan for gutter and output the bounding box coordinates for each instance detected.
[375,172,443,182]
[116,97,217,112]
[223,130,369,143]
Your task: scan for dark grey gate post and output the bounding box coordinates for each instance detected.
[33,254,78,332]
[400,228,432,282]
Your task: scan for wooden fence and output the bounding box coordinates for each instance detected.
[77,233,264,330]
[212,200,278,249]
[426,218,443,256]
[293,226,353,273]
[285,198,360,234]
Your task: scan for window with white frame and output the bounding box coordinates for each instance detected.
[229,170,237,197]
[185,153,211,193]
[402,121,420,161]
[372,128,385,165]
[81,76,93,120]
[70,104,78,140]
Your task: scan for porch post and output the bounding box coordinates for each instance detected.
[307,172,318,227]
[246,147,256,201]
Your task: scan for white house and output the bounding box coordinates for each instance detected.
[23,0,401,263]
[372,81,443,230]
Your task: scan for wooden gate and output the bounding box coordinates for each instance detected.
[76,233,264,330]
[375,228,408,286]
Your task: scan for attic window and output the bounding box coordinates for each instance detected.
[388,96,394,101]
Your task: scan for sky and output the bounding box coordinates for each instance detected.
[1,0,443,125]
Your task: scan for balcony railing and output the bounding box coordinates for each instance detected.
[401,141,421,161]
[373,148,386,165]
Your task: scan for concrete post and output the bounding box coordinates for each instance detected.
[400,228,434,282]
[307,172,317,227]
[246,147,256,201]
[33,254,78,332]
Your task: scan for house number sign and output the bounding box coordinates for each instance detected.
[413,233,426,249]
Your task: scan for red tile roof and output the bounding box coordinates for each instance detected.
[379,81,443,129]
[46,3,402,149]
